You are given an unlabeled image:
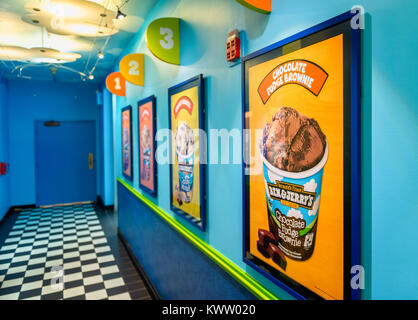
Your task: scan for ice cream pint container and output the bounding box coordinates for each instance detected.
[123,127,129,172]
[175,122,195,203]
[141,125,151,182]
[177,151,194,202]
[261,141,328,261]
[142,146,151,181]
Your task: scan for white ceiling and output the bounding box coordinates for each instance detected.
[0,0,158,82]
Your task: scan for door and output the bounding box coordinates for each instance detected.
[35,121,96,206]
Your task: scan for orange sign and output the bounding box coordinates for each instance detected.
[235,0,271,14]
[106,72,126,96]
[257,60,328,103]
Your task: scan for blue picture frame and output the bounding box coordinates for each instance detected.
[121,105,133,182]
[168,74,206,231]
[242,11,362,300]
[138,95,158,197]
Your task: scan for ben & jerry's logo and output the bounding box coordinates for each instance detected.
[141,108,150,119]
[174,96,193,118]
[267,181,316,210]
[258,59,328,104]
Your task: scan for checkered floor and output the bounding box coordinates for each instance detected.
[0,204,145,300]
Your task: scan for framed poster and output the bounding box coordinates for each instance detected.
[121,105,133,181]
[138,95,157,196]
[242,11,361,300]
[168,75,206,230]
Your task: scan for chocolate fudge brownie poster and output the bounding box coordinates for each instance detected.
[169,78,205,229]
[121,106,132,181]
[246,34,344,299]
[138,96,156,196]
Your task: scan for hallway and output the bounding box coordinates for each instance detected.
[0,204,153,300]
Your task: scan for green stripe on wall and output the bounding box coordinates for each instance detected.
[117,177,279,300]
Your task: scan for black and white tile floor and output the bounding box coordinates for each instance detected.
[0,203,153,300]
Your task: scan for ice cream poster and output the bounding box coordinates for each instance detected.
[121,106,132,181]
[243,32,350,300]
[169,75,205,230]
[138,96,157,196]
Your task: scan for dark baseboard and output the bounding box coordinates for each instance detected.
[2,204,36,221]
[10,204,37,212]
[96,196,114,211]
[0,205,36,241]
[117,228,161,300]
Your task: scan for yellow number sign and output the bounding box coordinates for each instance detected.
[119,53,145,86]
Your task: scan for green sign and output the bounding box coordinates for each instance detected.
[146,17,180,65]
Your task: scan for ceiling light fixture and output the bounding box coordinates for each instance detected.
[88,73,94,80]
[23,1,119,37]
[97,51,104,59]
[116,9,126,20]
[0,46,81,64]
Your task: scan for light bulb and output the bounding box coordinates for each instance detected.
[88,73,94,80]
[98,51,104,59]
[116,9,126,20]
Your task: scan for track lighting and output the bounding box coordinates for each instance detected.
[98,51,104,59]
[116,9,126,20]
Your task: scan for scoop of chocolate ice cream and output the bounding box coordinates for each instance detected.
[263,107,326,172]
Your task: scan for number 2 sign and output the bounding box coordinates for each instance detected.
[146,18,180,65]
[106,72,126,97]
[120,53,145,86]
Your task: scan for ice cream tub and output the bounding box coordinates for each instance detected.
[177,151,194,201]
[141,125,152,181]
[261,141,328,261]
[175,122,195,203]
[142,146,151,181]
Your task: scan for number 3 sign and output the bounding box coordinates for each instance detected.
[146,17,180,65]
[106,72,126,97]
[120,53,145,86]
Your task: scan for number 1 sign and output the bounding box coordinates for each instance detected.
[146,18,180,65]
[106,72,126,97]
[120,53,145,86]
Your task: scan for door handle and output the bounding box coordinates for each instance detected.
[88,153,94,170]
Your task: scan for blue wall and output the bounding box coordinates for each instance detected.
[0,75,10,220]
[97,88,115,206]
[113,0,418,299]
[6,79,100,206]
[119,182,256,299]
